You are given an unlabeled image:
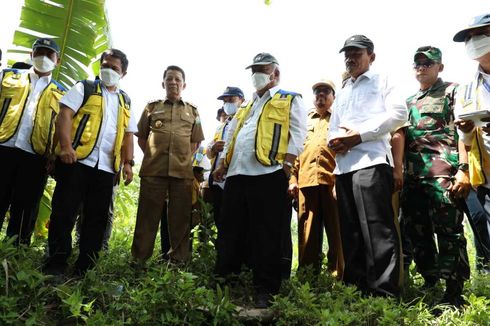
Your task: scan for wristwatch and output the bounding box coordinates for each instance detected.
[283,161,293,168]
[124,159,135,167]
[457,163,469,172]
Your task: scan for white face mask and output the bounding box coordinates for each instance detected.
[32,55,56,73]
[252,72,272,91]
[223,102,238,115]
[465,34,490,60]
[100,68,121,87]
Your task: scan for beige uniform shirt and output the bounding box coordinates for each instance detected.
[290,110,336,188]
[137,98,205,179]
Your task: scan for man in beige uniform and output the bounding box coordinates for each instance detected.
[132,65,205,264]
[288,79,344,277]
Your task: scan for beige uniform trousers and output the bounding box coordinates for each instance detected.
[298,185,344,278]
[132,176,192,263]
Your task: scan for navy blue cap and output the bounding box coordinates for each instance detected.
[217,86,244,100]
[453,14,490,42]
[32,38,60,54]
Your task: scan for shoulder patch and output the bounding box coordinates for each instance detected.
[186,101,198,110]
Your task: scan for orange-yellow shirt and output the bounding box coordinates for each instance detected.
[290,110,336,187]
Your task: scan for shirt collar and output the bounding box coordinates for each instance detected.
[477,65,490,82]
[164,97,185,105]
[345,69,373,86]
[29,68,52,84]
[417,78,445,97]
[253,85,280,100]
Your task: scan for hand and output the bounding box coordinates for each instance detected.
[454,119,475,134]
[393,165,403,192]
[212,164,227,182]
[449,170,470,200]
[212,140,225,154]
[328,126,361,154]
[45,154,57,176]
[282,164,291,179]
[123,163,133,186]
[482,125,490,135]
[59,146,77,164]
[288,183,299,199]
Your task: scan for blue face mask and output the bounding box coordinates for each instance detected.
[223,102,238,115]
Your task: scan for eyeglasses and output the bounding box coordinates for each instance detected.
[413,61,436,69]
[314,87,333,95]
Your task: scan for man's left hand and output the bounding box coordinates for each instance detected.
[328,126,362,154]
[123,163,133,186]
[449,170,470,200]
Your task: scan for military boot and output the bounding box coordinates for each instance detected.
[441,279,466,308]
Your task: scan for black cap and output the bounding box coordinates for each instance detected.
[453,14,490,42]
[246,52,279,69]
[217,86,245,100]
[32,38,60,54]
[339,35,374,53]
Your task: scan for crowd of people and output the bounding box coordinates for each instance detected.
[1,12,490,310]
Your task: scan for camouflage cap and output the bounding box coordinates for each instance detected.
[414,46,442,63]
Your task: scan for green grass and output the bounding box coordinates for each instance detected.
[1,173,490,325]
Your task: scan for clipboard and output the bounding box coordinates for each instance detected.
[458,110,490,127]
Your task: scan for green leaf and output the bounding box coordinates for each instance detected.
[9,0,111,89]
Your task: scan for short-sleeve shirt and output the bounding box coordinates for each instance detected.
[60,81,138,174]
[405,78,458,179]
[137,98,205,179]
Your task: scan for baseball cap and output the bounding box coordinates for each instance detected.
[246,52,279,69]
[414,46,442,62]
[217,86,244,100]
[453,13,490,42]
[339,35,374,53]
[312,79,336,94]
[32,38,60,54]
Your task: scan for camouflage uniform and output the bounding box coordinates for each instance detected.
[401,78,470,284]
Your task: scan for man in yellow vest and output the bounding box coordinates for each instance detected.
[454,13,490,272]
[213,53,307,308]
[43,49,136,276]
[131,65,205,264]
[0,38,65,245]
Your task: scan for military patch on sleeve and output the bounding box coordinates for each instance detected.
[195,116,201,124]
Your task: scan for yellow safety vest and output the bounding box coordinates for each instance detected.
[458,76,489,187]
[225,90,295,167]
[0,69,65,155]
[57,80,131,172]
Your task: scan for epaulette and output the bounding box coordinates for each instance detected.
[185,101,198,111]
[146,99,163,113]
[307,109,317,117]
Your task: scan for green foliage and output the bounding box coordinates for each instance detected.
[1,173,490,324]
[9,0,111,89]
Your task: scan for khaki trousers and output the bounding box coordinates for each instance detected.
[298,185,344,278]
[132,176,192,263]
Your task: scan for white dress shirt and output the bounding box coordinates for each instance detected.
[223,85,307,177]
[328,70,408,174]
[0,69,52,154]
[60,81,137,173]
[455,67,490,188]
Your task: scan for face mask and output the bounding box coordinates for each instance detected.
[223,102,238,115]
[252,72,272,91]
[465,34,490,60]
[32,56,56,73]
[100,68,121,87]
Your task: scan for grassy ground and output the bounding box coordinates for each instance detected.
[1,173,490,325]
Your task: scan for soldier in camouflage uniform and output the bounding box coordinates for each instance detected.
[401,46,471,306]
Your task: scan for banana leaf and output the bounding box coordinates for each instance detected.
[9,0,111,89]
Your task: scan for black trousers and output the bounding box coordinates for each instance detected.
[0,146,47,244]
[47,161,115,272]
[215,169,289,294]
[336,164,401,297]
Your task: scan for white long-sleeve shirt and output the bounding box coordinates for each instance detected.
[328,70,408,174]
[223,85,307,177]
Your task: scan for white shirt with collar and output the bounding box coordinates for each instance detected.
[455,66,490,188]
[223,85,307,178]
[328,70,408,175]
[0,69,52,154]
[60,81,137,174]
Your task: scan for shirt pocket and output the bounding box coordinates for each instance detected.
[149,112,167,131]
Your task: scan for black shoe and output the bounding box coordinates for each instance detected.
[440,279,466,308]
[42,262,67,276]
[421,276,439,289]
[254,292,273,309]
